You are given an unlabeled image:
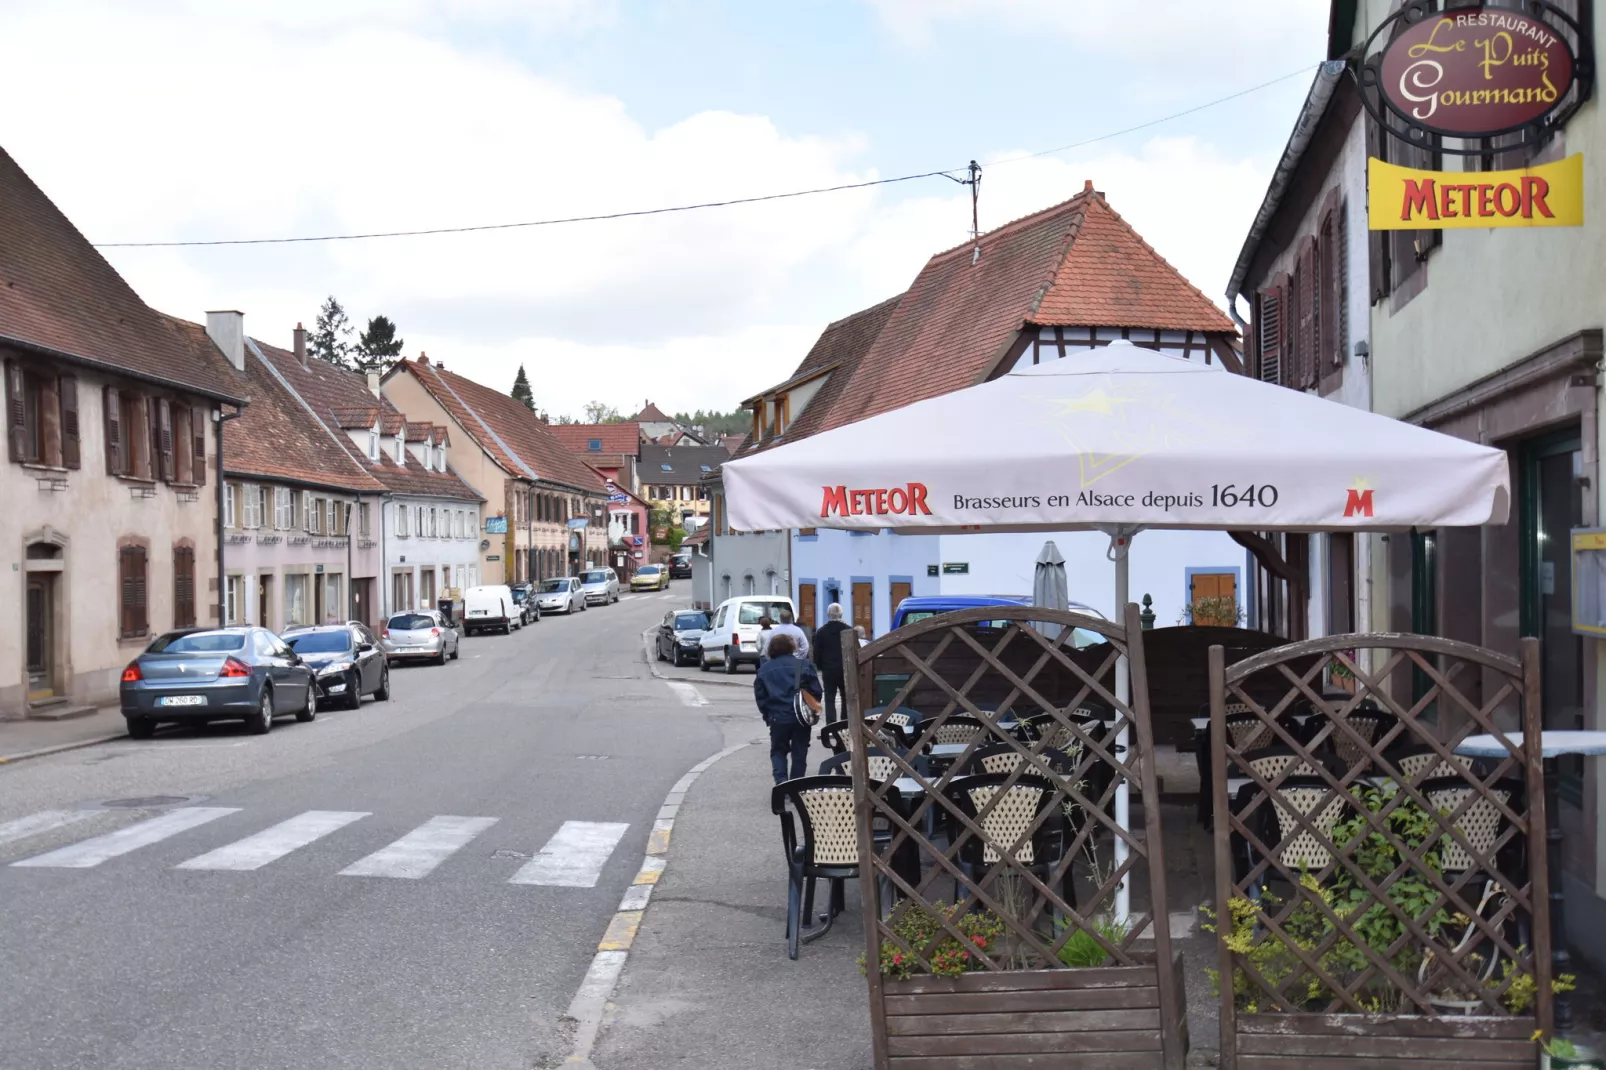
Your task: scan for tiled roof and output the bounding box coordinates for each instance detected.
[330,405,379,429]
[632,401,673,423]
[404,421,435,442]
[549,421,641,456]
[720,433,746,454]
[639,443,729,480]
[0,147,246,402]
[580,453,629,469]
[380,413,406,435]
[400,357,607,495]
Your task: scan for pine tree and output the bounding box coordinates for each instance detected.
[510,365,535,411]
[354,315,405,370]
[309,296,355,369]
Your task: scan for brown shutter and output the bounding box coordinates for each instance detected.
[1296,242,1318,390]
[157,398,174,483]
[1318,210,1338,371]
[1256,286,1283,385]
[120,545,149,638]
[59,376,81,469]
[174,546,196,628]
[1365,117,1388,303]
[144,395,159,480]
[191,405,207,485]
[1335,203,1349,368]
[104,386,123,475]
[5,360,25,462]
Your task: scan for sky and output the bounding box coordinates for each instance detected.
[0,0,1330,421]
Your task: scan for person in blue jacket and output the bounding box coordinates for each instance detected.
[753,633,822,784]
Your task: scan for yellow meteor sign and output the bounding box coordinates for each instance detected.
[1368,153,1583,229]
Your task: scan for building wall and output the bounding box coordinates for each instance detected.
[381,496,482,616]
[707,530,789,612]
[2,364,219,718]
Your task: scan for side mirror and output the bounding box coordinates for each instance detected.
[357,642,374,652]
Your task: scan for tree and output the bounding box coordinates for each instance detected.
[510,365,535,411]
[309,296,355,369]
[583,400,624,424]
[354,315,405,369]
[671,408,748,435]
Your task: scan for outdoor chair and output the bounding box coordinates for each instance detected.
[1239,776,1351,887]
[820,718,907,755]
[818,746,905,783]
[1305,702,1394,771]
[940,772,1067,898]
[771,775,865,960]
[925,715,990,748]
[959,743,1089,841]
[1388,745,1477,785]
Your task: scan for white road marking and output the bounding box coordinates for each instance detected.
[11,807,240,868]
[0,809,97,848]
[509,820,630,887]
[338,815,497,879]
[177,810,370,871]
[665,681,708,707]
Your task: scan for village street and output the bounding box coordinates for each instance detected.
[0,590,749,1070]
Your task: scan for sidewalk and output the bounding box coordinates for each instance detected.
[0,705,125,763]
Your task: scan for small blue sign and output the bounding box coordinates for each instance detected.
[485,516,508,534]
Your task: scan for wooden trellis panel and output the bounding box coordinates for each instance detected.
[1208,634,1552,1070]
[845,604,1186,1070]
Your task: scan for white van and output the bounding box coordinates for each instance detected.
[462,585,519,636]
[698,595,798,675]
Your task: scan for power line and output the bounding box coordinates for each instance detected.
[95,64,1321,249]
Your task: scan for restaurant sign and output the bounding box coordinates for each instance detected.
[1368,153,1583,229]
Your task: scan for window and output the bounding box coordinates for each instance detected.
[415,505,424,538]
[4,364,81,470]
[330,500,342,536]
[300,491,313,531]
[173,545,196,629]
[1254,284,1284,386]
[392,570,414,612]
[429,507,438,537]
[660,464,672,472]
[699,465,711,472]
[284,573,310,629]
[359,502,371,538]
[323,574,342,623]
[274,487,292,529]
[241,484,263,529]
[397,504,410,537]
[224,483,236,528]
[225,574,246,625]
[118,544,148,638]
[368,432,379,460]
[588,438,602,451]
[310,498,325,535]
[420,569,437,606]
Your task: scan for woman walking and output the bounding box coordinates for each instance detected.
[753,633,822,784]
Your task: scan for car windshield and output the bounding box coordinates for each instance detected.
[148,631,246,653]
[539,579,569,592]
[674,612,709,631]
[580,570,611,583]
[737,602,789,625]
[510,589,529,602]
[388,614,435,630]
[285,631,354,654]
[637,566,659,575]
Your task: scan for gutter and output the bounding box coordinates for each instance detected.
[1224,60,1349,323]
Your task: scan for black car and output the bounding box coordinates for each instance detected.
[656,609,710,667]
[284,624,390,709]
[120,627,315,737]
[508,583,541,625]
[668,554,692,579]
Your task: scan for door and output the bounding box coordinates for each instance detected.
[25,576,53,698]
[798,582,817,636]
[1187,571,1238,625]
[852,581,874,639]
[257,575,273,631]
[351,579,374,628]
[889,581,912,627]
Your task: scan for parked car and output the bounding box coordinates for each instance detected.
[381,610,461,663]
[578,567,620,606]
[119,627,316,738]
[463,585,521,635]
[699,595,796,674]
[536,576,587,614]
[285,623,390,708]
[668,554,692,579]
[631,565,668,592]
[656,608,710,666]
[890,594,1105,645]
[508,582,540,625]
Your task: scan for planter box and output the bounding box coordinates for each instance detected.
[1234,1013,1535,1068]
[881,955,1185,1068]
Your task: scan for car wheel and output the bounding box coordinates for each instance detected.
[434,648,447,666]
[725,647,738,675]
[375,667,391,701]
[248,688,275,734]
[449,642,460,661]
[298,686,319,722]
[345,673,363,710]
[655,640,667,662]
[126,717,156,740]
[699,650,711,672]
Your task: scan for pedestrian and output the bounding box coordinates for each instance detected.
[812,603,851,723]
[769,609,810,660]
[755,615,774,663]
[854,625,868,647]
[753,633,822,784]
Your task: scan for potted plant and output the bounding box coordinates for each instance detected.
[1539,1034,1605,1070]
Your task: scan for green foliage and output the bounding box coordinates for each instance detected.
[667,527,685,552]
[671,408,748,435]
[583,401,624,423]
[1055,916,1129,968]
[859,902,1004,980]
[1179,595,1244,626]
[309,296,354,369]
[510,365,535,411]
[354,315,404,368]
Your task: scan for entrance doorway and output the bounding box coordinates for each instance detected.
[26,575,54,698]
[852,581,873,639]
[351,578,374,628]
[257,573,273,630]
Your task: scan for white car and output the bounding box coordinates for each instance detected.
[577,567,620,606]
[462,585,520,636]
[699,595,797,675]
[535,576,587,614]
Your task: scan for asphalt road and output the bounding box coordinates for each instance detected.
[0,585,717,1070]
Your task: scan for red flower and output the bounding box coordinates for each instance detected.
[972,936,987,946]
[891,953,903,965]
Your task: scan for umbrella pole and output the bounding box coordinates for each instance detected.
[1107,527,1137,925]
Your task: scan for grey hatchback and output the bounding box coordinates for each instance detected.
[120,627,316,738]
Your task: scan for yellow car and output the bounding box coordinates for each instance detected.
[631,565,668,591]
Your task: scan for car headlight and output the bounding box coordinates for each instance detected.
[317,661,354,676]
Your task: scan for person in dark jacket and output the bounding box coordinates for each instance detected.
[753,633,821,784]
[812,602,852,724]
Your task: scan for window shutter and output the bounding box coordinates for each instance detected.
[174,546,196,629]
[191,405,207,485]
[1365,117,1389,303]
[157,398,174,482]
[302,490,313,531]
[1299,239,1319,389]
[5,361,26,463]
[120,545,149,638]
[1318,210,1338,371]
[104,386,123,475]
[1335,203,1349,368]
[58,376,80,469]
[1256,287,1283,385]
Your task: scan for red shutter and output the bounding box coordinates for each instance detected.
[59,376,80,469]
[1256,286,1283,385]
[157,398,174,483]
[5,361,25,463]
[191,405,207,485]
[104,387,123,475]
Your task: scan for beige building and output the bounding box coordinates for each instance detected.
[0,146,246,719]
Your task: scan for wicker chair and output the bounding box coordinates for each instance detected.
[941,772,1065,875]
[771,775,864,959]
[1417,776,1527,989]
[1263,776,1350,874]
[819,747,904,783]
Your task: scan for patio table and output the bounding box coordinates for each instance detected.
[1455,729,1606,1033]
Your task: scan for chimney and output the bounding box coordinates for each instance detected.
[365,370,381,398]
[418,351,429,366]
[1083,179,1094,193]
[205,311,245,372]
[293,322,307,367]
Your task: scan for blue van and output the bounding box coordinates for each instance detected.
[891,594,1103,631]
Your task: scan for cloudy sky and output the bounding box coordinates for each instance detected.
[1,0,1328,420]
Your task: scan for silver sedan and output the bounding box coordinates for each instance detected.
[381,610,460,665]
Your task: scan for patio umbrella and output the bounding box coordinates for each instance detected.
[1031,540,1069,640]
[723,341,1511,917]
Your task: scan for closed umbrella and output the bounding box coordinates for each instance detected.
[1032,540,1069,640]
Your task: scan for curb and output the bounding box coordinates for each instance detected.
[639,629,749,688]
[561,739,751,1067]
[0,730,128,766]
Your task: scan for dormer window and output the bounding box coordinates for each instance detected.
[588,438,602,451]
[660,464,672,472]
[368,432,379,461]
[394,436,405,463]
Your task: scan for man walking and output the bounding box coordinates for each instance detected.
[812,603,851,723]
[768,609,809,660]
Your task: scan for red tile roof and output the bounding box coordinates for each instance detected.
[380,413,405,435]
[632,401,673,423]
[330,405,379,429]
[403,421,435,443]
[0,147,246,402]
[399,358,607,495]
[548,421,642,456]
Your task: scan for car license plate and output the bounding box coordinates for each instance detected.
[470,610,488,616]
[159,695,206,707]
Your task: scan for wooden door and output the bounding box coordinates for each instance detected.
[852,581,873,639]
[257,575,272,630]
[1188,572,1237,626]
[26,577,52,697]
[889,581,912,626]
[797,582,816,635]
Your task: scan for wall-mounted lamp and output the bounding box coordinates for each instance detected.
[1354,341,1370,366]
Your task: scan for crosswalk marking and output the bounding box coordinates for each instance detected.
[177,810,370,871]
[338,815,497,879]
[11,807,240,869]
[509,821,629,887]
[0,809,97,848]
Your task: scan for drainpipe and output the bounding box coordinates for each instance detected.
[214,407,243,625]
[347,492,357,623]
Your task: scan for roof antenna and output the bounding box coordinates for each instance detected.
[943,160,984,264]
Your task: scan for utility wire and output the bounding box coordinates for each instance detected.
[95,64,1320,249]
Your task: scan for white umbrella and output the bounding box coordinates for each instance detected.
[724,341,1512,918]
[1032,540,1069,640]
